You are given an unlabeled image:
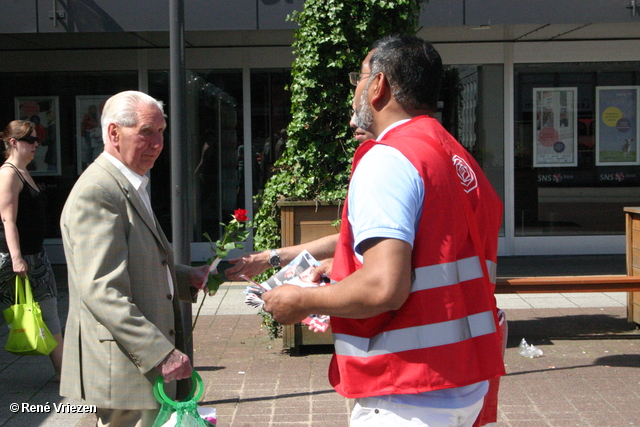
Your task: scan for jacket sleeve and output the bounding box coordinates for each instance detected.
[175,263,198,303]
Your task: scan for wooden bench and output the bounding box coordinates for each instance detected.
[282,275,640,351]
[495,275,640,294]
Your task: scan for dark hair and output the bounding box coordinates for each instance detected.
[368,35,443,112]
[0,120,36,158]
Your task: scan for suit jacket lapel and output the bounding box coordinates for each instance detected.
[94,156,165,247]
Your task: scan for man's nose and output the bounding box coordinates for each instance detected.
[349,113,357,129]
[151,136,164,148]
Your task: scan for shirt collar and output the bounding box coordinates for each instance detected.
[376,119,411,141]
[101,151,149,192]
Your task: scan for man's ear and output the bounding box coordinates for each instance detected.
[370,72,391,107]
[107,123,119,147]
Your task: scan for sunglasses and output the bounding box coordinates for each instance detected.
[19,136,39,144]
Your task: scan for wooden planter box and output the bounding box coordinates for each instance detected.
[277,200,343,350]
[625,207,640,324]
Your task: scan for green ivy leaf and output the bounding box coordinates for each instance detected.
[206,273,225,294]
[256,0,426,339]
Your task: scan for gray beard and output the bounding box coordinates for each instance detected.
[353,87,373,132]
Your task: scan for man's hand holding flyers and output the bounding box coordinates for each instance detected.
[240,250,331,332]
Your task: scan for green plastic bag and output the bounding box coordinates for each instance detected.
[3,275,58,356]
[152,371,216,427]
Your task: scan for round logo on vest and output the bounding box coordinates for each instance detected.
[452,155,477,193]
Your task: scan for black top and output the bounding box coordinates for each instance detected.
[0,163,46,255]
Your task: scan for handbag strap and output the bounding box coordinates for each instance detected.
[14,275,33,305]
[154,371,203,406]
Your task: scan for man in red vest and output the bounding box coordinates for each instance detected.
[262,35,505,427]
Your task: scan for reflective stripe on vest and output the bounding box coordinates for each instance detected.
[412,256,497,293]
[333,255,498,358]
[334,310,496,357]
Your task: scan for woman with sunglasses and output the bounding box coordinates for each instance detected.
[0,120,63,382]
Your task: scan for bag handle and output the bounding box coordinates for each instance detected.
[154,371,203,407]
[14,275,33,306]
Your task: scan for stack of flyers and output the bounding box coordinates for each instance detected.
[241,275,270,308]
[301,314,330,333]
[261,250,322,289]
[241,250,331,332]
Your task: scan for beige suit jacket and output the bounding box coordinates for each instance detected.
[59,155,194,409]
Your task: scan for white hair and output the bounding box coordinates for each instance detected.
[101,91,165,142]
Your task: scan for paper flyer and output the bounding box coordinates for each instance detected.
[241,250,330,332]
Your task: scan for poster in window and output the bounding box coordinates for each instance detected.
[76,95,109,175]
[14,96,61,176]
[533,88,578,168]
[595,86,639,166]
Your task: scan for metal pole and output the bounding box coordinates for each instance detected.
[169,0,193,359]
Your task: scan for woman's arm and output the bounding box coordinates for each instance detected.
[0,167,26,276]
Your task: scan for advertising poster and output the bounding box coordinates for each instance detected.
[533,88,578,167]
[76,95,109,174]
[595,86,639,166]
[14,96,61,176]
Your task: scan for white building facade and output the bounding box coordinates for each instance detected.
[1,0,638,261]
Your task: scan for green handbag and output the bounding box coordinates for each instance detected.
[3,275,58,356]
[152,371,216,427]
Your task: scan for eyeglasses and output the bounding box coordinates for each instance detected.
[19,136,38,144]
[349,72,373,86]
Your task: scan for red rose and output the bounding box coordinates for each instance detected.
[234,209,248,222]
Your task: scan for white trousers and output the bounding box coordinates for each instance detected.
[350,395,484,427]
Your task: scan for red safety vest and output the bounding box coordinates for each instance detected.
[329,116,505,398]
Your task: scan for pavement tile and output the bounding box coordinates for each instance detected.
[498,405,546,420]
[312,413,351,423]
[4,260,640,426]
[1,412,54,427]
[577,412,632,427]
[501,422,551,427]
[269,423,308,427]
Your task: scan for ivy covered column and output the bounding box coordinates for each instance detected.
[254,0,426,255]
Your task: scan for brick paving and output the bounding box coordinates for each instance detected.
[2,306,640,426]
[192,313,350,427]
[2,260,640,426]
[500,306,640,427]
[190,306,640,427]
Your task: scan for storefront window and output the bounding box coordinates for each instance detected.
[441,64,505,236]
[149,70,243,244]
[0,71,138,239]
[514,62,640,236]
[250,69,292,194]
[148,69,292,245]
